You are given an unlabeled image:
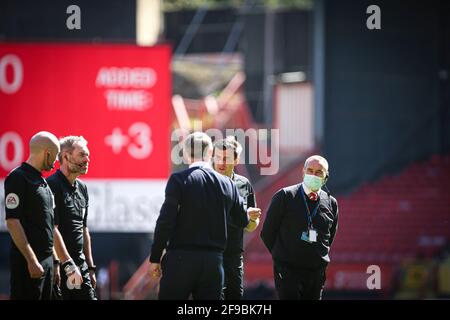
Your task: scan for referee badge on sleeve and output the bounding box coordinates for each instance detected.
[5,193,20,209]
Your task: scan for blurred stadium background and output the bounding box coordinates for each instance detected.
[0,0,449,299]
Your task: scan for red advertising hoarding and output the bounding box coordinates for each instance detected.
[0,43,171,231]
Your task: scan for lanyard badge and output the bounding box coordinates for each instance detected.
[301,229,317,243]
[308,229,317,242]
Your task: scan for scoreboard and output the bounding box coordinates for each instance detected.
[0,43,172,232]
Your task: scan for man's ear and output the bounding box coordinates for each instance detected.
[182,151,191,165]
[324,172,329,184]
[205,147,213,160]
[234,156,240,166]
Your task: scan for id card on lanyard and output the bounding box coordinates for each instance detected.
[300,185,319,243]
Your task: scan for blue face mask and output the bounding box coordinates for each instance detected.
[303,174,323,192]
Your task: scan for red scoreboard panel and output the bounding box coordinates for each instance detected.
[0,43,172,232]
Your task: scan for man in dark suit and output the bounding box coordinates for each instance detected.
[148,132,261,300]
[261,155,339,300]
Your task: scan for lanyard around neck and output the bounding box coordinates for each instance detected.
[300,185,320,229]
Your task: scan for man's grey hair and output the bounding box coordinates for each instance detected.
[304,155,329,172]
[183,132,213,161]
[58,136,88,163]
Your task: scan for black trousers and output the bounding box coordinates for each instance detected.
[222,253,243,300]
[10,252,54,300]
[159,250,224,300]
[273,262,327,300]
[60,260,97,300]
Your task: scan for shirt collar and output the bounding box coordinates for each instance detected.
[57,169,77,190]
[301,182,321,196]
[189,161,211,169]
[22,162,42,177]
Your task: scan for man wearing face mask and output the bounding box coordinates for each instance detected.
[47,136,96,300]
[4,131,60,299]
[261,155,339,300]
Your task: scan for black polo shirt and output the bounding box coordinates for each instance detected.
[4,162,55,260]
[47,170,89,264]
[224,172,257,256]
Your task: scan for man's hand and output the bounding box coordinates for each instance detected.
[62,259,83,289]
[149,263,162,279]
[247,207,262,221]
[89,270,97,289]
[54,263,61,286]
[27,259,44,279]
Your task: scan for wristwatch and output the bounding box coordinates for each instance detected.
[53,259,60,266]
[88,265,97,272]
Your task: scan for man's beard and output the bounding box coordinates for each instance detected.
[68,161,87,175]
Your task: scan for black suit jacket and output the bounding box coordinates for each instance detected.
[150,164,249,263]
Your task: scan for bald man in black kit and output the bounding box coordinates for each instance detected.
[4,131,60,300]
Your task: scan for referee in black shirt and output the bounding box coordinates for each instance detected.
[148,132,261,300]
[4,131,60,300]
[47,136,96,300]
[212,137,260,300]
[261,155,339,300]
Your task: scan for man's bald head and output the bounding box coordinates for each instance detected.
[27,131,60,172]
[304,155,329,173]
[303,155,329,182]
[29,131,60,154]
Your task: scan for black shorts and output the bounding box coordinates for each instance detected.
[10,252,54,300]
